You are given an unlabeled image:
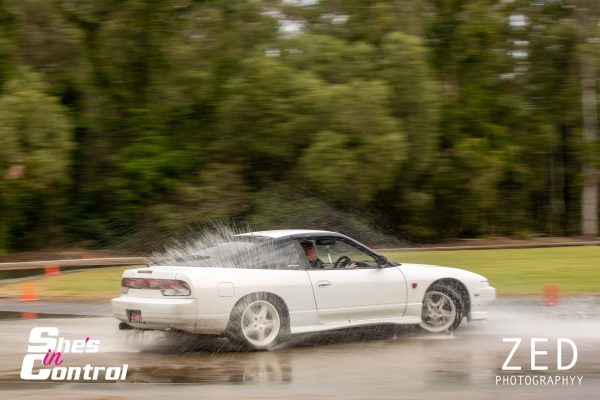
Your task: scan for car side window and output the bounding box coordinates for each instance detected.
[300,238,378,269]
[323,240,378,268]
[236,239,303,270]
[271,239,304,270]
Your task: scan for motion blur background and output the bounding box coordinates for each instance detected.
[1,5,599,396]
[1,0,599,252]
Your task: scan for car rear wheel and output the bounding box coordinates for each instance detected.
[420,284,463,333]
[227,294,288,350]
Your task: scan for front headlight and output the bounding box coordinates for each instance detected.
[480,280,490,288]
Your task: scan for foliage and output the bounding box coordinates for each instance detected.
[0,69,73,249]
[0,0,598,251]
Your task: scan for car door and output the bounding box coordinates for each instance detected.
[301,237,407,323]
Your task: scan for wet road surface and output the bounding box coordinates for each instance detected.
[0,297,599,399]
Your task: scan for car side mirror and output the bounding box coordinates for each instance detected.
[376,256,389,267]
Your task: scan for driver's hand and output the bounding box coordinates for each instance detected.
[345,263,358,269]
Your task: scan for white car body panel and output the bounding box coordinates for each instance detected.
[306,267,407,323]
[398,264,496,321]
[112,230,496,336]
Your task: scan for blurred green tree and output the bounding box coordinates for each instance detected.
[0,0,598,250]
[216,56,325,184]
[298,80,405,204]
[0,70,73,250]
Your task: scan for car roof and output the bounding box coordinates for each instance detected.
[236,229,346,239]
[235,229,383,258]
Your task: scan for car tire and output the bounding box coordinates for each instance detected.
[227,293,289,350]
[419,283,464,333]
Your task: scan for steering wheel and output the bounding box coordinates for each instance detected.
[333,255,352,269]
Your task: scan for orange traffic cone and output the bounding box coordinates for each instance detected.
[44,264,60,276]
[20,283,38,302]
[543,284,559,306]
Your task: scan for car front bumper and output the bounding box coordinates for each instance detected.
[469,285,496,320]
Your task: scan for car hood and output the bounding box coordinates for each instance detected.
[396,263,488,282]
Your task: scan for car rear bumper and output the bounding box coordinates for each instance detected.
[112,296,231,334]
[112,296,198,331]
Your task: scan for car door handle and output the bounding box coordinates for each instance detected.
[317,280,332,287]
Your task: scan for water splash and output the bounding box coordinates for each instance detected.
[148,222,303,270]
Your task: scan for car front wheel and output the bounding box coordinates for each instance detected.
[419,284,463,333]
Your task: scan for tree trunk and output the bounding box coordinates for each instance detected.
[580,50,599,236]
[577,3,599,236]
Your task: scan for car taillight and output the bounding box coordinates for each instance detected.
[121,278,191,296]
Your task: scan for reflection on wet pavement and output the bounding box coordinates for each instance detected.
[0,311,96,320]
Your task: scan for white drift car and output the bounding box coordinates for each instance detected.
[112,230,495,349]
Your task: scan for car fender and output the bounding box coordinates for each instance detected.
[397,263,488,312]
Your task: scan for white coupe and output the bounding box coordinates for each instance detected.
[112,230,495,349]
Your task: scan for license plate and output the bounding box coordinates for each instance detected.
[128,310,143,324]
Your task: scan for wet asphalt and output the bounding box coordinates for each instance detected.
[0,297,599,399]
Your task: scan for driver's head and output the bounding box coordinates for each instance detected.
[300,240,317,261]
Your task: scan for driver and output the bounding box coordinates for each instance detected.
[300,240,357,269]
[300,241,324,269]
